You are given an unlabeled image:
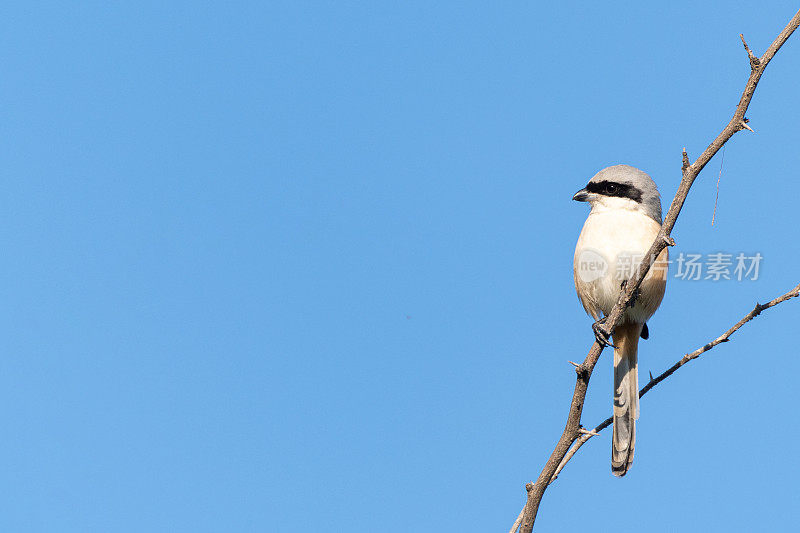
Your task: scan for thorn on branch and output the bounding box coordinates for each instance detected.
[662,235,676,246]
[740,118,755,133]
[682,148,690,175]
[569,361,586,377]
[739,34,761,69]
[579,427,600,437]
[649,370,654,382]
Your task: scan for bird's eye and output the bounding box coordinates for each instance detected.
[605,183,618,194]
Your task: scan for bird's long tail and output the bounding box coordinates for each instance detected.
[611,322,642,477]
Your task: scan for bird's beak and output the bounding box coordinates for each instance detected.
[572,188,589,202]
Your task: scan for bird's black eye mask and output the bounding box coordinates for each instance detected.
[585,180,642,202]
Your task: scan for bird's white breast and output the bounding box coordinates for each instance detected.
[573,208,667,322]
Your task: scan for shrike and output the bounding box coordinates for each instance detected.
[572,164,668,477]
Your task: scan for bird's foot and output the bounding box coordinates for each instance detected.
[592,318,616,349]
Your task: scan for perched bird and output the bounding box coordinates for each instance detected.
[572,165,668,476]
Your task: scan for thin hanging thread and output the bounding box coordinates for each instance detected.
[711,145,726,226]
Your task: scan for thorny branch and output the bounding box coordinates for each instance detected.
[515,9,800,533]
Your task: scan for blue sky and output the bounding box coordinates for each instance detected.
[1,2,799,531]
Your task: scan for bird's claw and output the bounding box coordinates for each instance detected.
[592,318,616,349]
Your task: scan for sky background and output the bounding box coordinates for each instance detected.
[1,1,799,532]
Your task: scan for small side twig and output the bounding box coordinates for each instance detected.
[740,33,760,69]
[509,507,525,533]
[682,147,690,175]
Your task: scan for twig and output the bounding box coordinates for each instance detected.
[740,33,760,69]
[509,508,524,533]
[682,148,690,176]
[548,282,800,482]
[517,10,800,532]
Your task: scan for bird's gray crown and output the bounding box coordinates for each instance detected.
[587,164,663,222]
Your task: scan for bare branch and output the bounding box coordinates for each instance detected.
[518,10,800,532]
[549,282,800,482]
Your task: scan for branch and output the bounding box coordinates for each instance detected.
[547,282,800,484]
[511,283,800,530]
[516,10,800,532]
[509,508,525,533]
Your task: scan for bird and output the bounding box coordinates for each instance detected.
[572,164,668,477]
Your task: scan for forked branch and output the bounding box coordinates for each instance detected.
[547,282,800,484]
[516,9,800,532]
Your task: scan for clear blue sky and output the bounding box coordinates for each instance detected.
[1,2,799,531]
